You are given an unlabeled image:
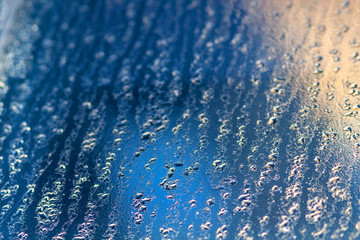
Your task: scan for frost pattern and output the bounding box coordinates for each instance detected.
[0,0,359,239]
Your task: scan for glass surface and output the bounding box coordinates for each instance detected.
[0,0,359,239]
